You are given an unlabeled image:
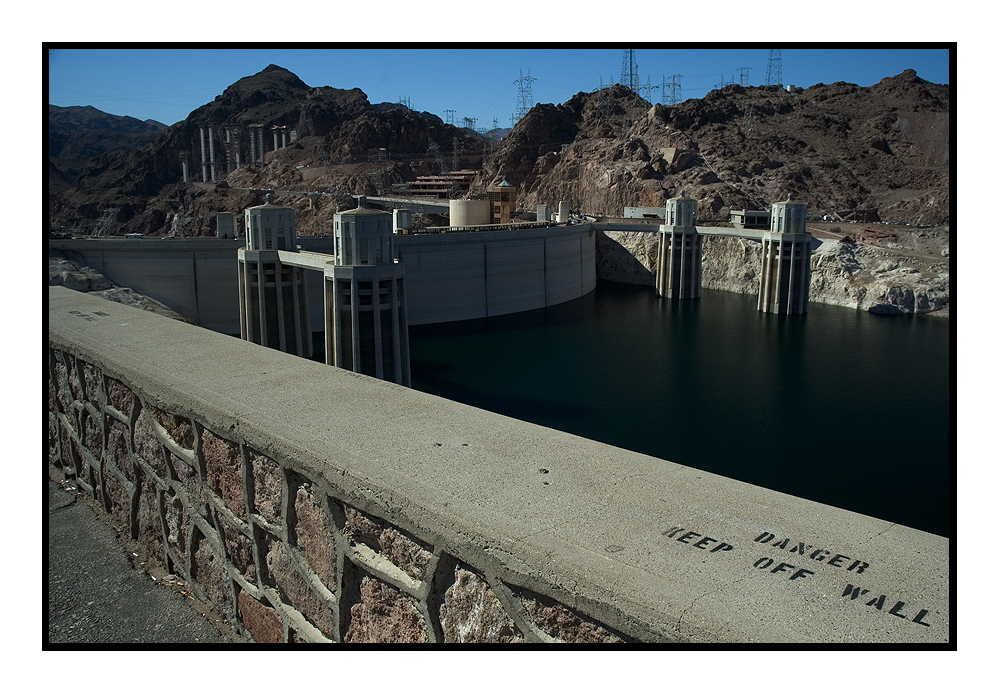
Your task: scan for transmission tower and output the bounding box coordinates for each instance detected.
[427,141,446,175]
[594,75,616,127]
[462,116,477,130]
[765,50,782,86]
[638,74,658,103]
[620,50,640,92]
[91,207,120,237]
[398,96,412,109]
[742,100,757,136]
[514,68,537,121]
[444,109,456,126]
[738,67,751,87]
[661,74,683,105]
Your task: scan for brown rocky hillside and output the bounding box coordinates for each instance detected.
[48,66,949,238]
[475,70,949,226]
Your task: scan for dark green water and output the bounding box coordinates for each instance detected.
[408,282,953,538]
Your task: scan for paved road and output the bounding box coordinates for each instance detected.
[47,479,232,645]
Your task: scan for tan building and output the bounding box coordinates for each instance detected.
[485,179,517,224]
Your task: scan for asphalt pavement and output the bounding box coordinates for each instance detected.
[47,478,235,645]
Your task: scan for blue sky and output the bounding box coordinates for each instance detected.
[47,46,951,128]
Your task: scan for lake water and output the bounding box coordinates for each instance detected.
[408,282,952,538]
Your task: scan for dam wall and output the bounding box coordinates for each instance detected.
[50,225,597,333]
[394,226,596,325]
[48,287,950,644]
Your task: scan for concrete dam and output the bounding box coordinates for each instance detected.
[49,223,598,334]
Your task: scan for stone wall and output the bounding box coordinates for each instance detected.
[48,287,950,644]
[48,346,631,643]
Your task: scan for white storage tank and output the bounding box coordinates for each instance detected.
[449,199,492,227]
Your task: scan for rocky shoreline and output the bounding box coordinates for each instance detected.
[597,226,950,317]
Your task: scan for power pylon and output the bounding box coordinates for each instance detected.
[742,100,757,136]
[514,68,537,121]
[444,109,456,126]
[661,74,682,105]
[638,74,658,103]
[765,50,782,86]
[91,207,120,237]
[620,50,640,92]
[594,75,616,127]
[738,67,751,87]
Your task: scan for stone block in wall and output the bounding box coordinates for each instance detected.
[48,379,59,418]
[438,564,522,643]
[136,477,164,560]
[218,514,257,584]
[48,413,59,461]
[59,420,83,478]
[237,592,284,644]
[134,408,168,480]
[105,377,133,416]
[52,352,74,413]
[294,483,336,589]
[518,590,626,644]
[341,504,433,581]
[202,430,246,520]
[167,452,206,512]
[66,354,84,402]
[264,539,335,639]
[193,533,237,625]
[343,570,428,643]
[150,407,195,450]
[248,450,282,526]
[164,492,190,571]
[101,458,132,530]
[105,418,134,482]
[82,409,102,458]
[82,362,104,405]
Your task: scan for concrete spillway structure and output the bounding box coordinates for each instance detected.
[237,195,312,358]
[758,197,811,314]
[656,194,703,299]
[325,208,411,386]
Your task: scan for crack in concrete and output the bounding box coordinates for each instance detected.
[675,576,750,639]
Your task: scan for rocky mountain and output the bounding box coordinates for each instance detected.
[48,65,949,239]
[48,65,486,237]
[475,71,949,226]
[49,105,167,182]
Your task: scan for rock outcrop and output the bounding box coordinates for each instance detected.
[596,227,950,316]
[48,256,191,322]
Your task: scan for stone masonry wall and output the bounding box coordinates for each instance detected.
[48,347,630,643]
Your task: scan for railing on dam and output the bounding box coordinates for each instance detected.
[48,287,949,644]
